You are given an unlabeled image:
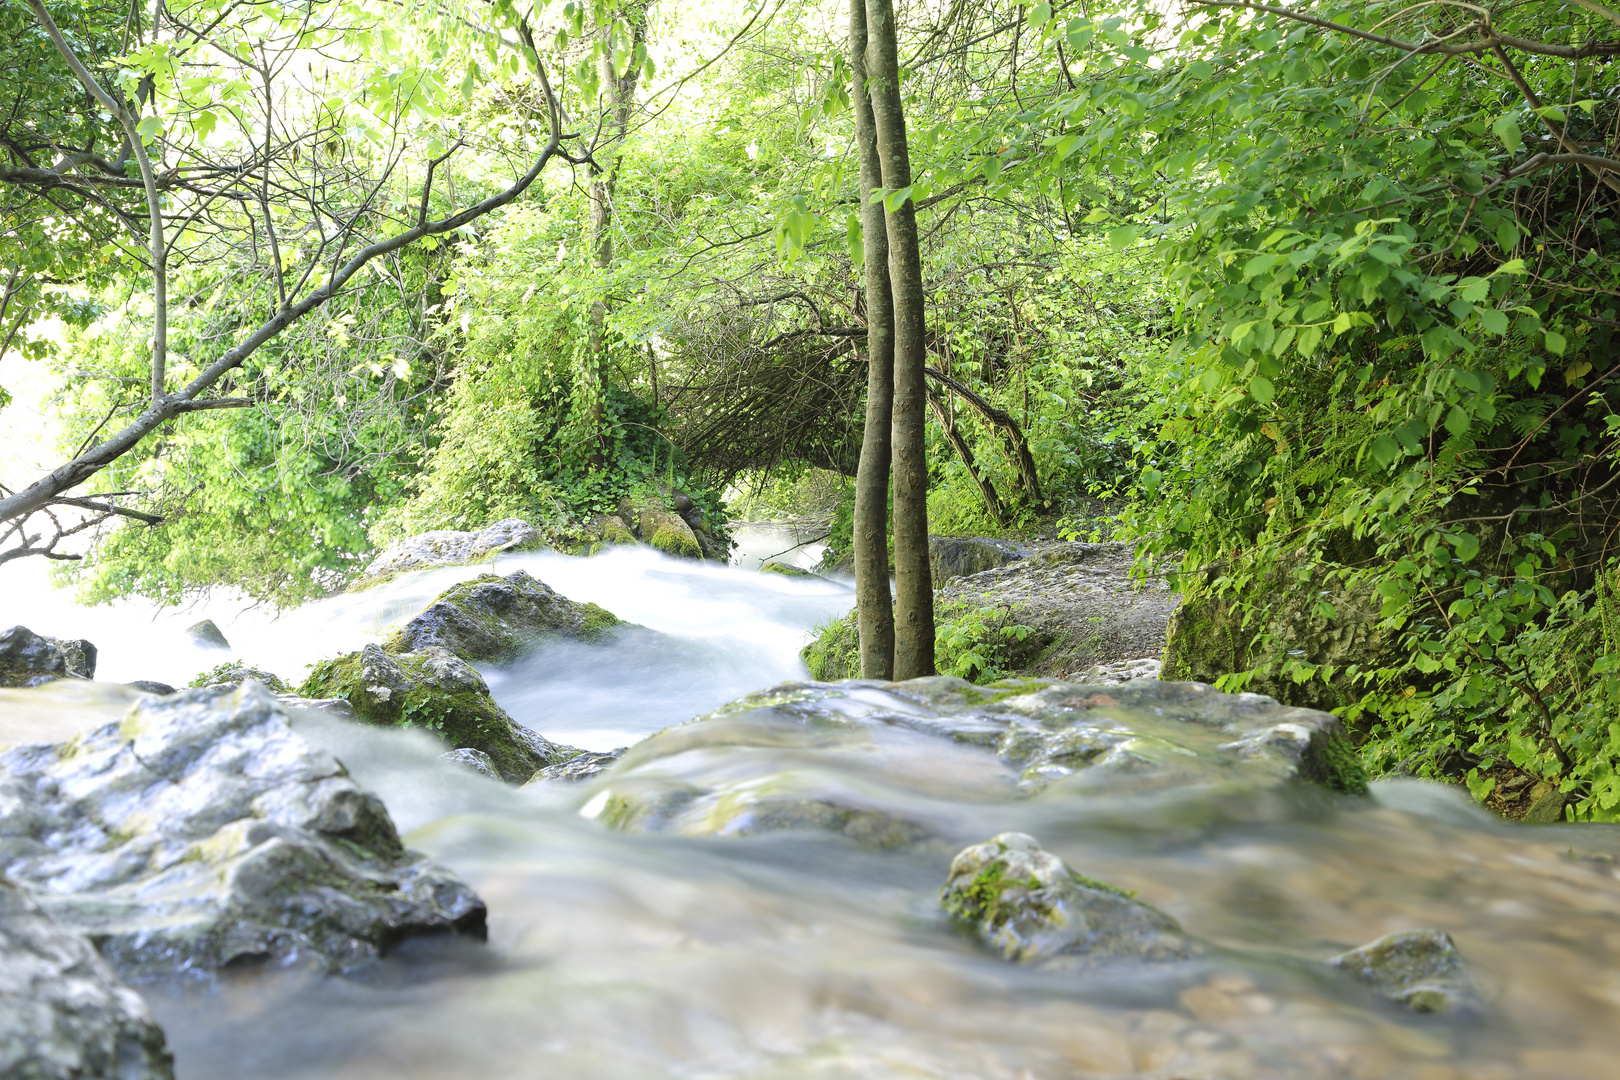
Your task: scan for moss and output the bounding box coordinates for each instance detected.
[760,561,814,578]
[941,857,1011,925]
[801,610,860,680]
[578,603,621,641]
[1314,731,1370,795]
[189,660,290,693]
[648,522,701,559]
[1069,870,1137,899]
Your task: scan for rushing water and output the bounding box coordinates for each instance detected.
[6,533,1620,1078]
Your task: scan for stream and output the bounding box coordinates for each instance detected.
[5,528,1620,1078]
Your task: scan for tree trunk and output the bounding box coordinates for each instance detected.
[927,386,1007,526]
[864,0,934,679]
[849,0,896,679]
[924,366,1045,509]
[586,4,649,470]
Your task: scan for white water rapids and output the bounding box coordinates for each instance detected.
[5,529,1620,1078]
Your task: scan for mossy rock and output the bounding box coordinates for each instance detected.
[640,508,702,559]
[941,832,1196,966]
[1163,556,1400,716]
[387,569,622,663]
[189,661,290,694]
[298,644,566,782]
[801,610,859,680]
[760,561,815,578]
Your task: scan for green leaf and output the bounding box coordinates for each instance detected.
[883,186,913,212]
[1107,225,1140,249]
[1029,2,1053,28]
[1248,375,1274,405]
[1479,308,1509,336]
[136,115,163,143]
[845,214,863,269]
[1491,113,1522,154]
[1297,324,1323,357]
[1444,405,1469,436]
[1332,312,1353,334]
[1451,532,1480,562]
[1544,330,1567,356]
[1495,218,1519,253]
[1370,434,1400,468]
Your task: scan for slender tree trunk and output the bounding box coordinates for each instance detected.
[864,0,934,678]
[849,0,895,679]
[927,386,1007,526]
[586,4,649,469]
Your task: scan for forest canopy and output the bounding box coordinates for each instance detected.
[4,0,1620,815]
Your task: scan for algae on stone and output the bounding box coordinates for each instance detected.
[298,643,568,782]
[1326,929,1480,1014]
[801,610,860,680]
[387,569,621,662]
[941,832,1195,966]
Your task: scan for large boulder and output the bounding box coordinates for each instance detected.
[351,518,543,590]
[387,570,621,662]
[941,832,1196,966]
[298,643,572,782]
[585,675,1367,845]
[0,878,173,1080]
[0,626,96,688]
[929,536,1030,583]
[0,683,487,977]
[1162,557,1399,714]
[184,619,231,650]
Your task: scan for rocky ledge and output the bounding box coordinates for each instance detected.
[350,518,544,590]
[0,682,486,977]
[584,675,1365,845]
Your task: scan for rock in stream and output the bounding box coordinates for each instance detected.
[0,877,173,1080]
[0,626,97,689]
[0,682,486,977]
[586,675,1367,844]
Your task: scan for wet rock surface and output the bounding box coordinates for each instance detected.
[1326,929,1480,1014]
[0,626,96,688]
[568,490,729,561]
[439,747,500,780]
[0,683,487,977]
[0,877,173,1080]
[192,662,290,694]
[299,643,573,783]
[184,619,231,650]
[528,748,625,783]
[586,675,1365,844]
[352,518,543,589]
[0,880,173,1080]
[941,832,1196,966]
[389,569,621,662]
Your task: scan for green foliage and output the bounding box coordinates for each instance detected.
[934,604,1036,685]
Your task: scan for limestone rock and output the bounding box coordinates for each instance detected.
[1522,785,1568,823]
[299,643,573,783]
[190,662,290,694]
[0,627,97,688]
[185,619,231,650]
[130,680,177,696]
[527,748,625,783]
[440,748,499,780]
[388,570,621,663]
[587,513,640,549]
[0,683,486,977]
[587,676,1364,845]
[929,536,1030,583]
[0,878,173,1080]
[941,832,1195,966]
[1326,929,1480,1013]
[1070,658,1161,685]
[352,518,542,589]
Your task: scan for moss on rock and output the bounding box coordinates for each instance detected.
[298,644,565,782]
[387,569,622,663]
